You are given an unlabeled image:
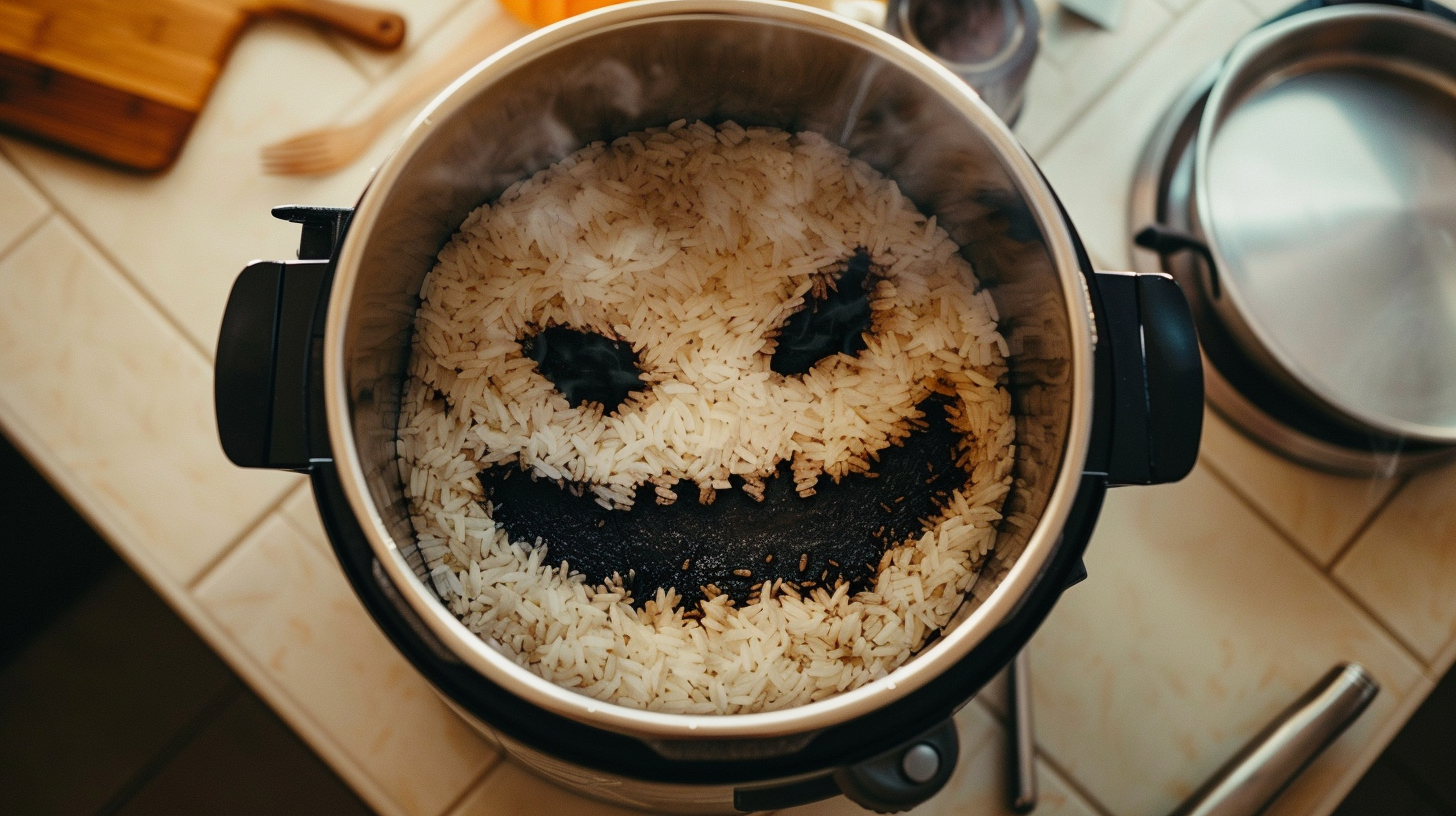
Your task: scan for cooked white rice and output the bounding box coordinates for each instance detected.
[397,120,1015,714]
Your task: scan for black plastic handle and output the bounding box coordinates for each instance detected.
[731,718,959,813]
[832,718,959,813]
[215,206,349,471]
[215,259,330,470]
[1096,271,1202,486]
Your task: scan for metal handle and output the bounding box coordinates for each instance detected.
[1008,649,1037,813]
[1134,224,1220,298]
[1168,663,1379,816]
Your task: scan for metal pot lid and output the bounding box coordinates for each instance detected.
[1194,6,1456,443]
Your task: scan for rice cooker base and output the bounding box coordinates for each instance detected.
[310,405,1108,814]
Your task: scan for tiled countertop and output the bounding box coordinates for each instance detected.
[1,1,1452,814]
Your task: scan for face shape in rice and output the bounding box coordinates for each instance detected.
[398,120,1016,715]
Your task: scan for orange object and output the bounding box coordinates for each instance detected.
[498,0,626,28]
[0,0,407,171]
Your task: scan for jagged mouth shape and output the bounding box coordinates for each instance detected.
[480,395,970,610]
[322,0,1094,740]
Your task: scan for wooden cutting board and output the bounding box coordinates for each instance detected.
[0,0,406,171]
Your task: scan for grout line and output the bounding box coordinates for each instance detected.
[317,22,385,83]
[1035,743,1118,816]
[0,199,53,262]
[1037,0,1255,162]
[317,0,478,105]
[1234,0,1276,21]
[1325,572,1433,671]
[1423,630,1456,686]
[94,680,244,816]
[972,683,1007,721]
[0,143,216,363]
[1035,6,1184,159]
[1200,460,1432,669]
[0,209,54,268]
[186,481,307,592]
[435,752,504,816]
[1325,478,1409,572]
[972,687,1117,816]
[1194,448,1405,574]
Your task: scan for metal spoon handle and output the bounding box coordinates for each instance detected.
[1168,663,1379,816]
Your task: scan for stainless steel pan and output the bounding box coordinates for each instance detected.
[1195,5,1456,444]
[1133,1,1456,474]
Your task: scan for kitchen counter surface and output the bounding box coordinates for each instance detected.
[1,1,1452,814]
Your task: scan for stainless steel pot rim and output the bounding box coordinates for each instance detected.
[324,0,1094,740]
[1192,4,1456,444]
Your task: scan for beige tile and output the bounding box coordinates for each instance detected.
[197,513,498,816]
[1039,0,1258,270]
[1335,462,1456,663]
[319,2,532,143]
[1200,409,1400,567]
[974,664,1011,717]
[1153,0,1198,13]
[0,152,49,257]
[1028,465,1424,816]
[324,0,477,80]
[0,21,378,355]
[448,760,651,816]
[0,219,297,583]
[1017,0,1174,156]
[1238,0,1297,21]
[446,674,1095,816]
[779,701,1102,816]
[281,480,324,539]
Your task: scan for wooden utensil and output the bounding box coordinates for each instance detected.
[262,10,529,175]
[0,0,407,172]
[259,0,884,176]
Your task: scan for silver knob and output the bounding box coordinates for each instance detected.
[901,743,941,784]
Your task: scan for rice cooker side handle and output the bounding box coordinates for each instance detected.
[215,206,349,471]
[1095,270,1202,486]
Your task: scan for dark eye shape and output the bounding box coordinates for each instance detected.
[523,326,645,411]
[771,249,875,376]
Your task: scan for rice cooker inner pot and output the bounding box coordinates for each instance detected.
[214,1,1203,811]
[331,0,1100,737]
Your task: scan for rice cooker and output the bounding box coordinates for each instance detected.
[213,1,1204,811]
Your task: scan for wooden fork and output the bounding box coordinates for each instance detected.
[261,0,884,175]
[261,10,529,175]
